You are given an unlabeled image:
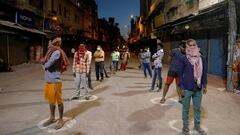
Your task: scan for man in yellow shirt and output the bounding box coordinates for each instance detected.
[94,46,105,81]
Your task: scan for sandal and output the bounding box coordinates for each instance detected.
[54,119,65,129]
[182,127,189,135]
[194,127,207,135]
[42,118,56,127]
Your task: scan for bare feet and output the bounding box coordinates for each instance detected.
[54,119,65,129]
[42,118,56,127]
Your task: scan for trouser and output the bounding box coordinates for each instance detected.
[74,73,89,97]
[182,89,202,129]
[116,61,119,71]
[151,67,162,89]
[95,61,104,80]
[143,63,152,78]
[87,67,92,88]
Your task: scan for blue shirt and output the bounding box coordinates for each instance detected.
[44,50,62,83]
[179,55,207,91]
[152,49,164,68]
[169,48,184,72]
[142,51,151,63]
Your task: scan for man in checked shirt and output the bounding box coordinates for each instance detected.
[71,43,92,100]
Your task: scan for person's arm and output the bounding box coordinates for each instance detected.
[178,56,185,90]
[44,50,60,69]
[202,57,207,89]
[86,52,92,73]
[72,52,77,73]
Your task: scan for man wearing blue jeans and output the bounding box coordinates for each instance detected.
[142,47,152,78]
[179,39,207,135]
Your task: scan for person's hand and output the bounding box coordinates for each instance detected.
[202,88,207,94]
[181,89,185,98]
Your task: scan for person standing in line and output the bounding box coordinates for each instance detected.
[233,39,240,93]
[71,44,92,100]
[111,48,120,74]
[120,48,130,71]
[150,43,164,92]
[40,36,69,129]
[179,39,207,135]
[142,47,152,78]
[94,45,105,81]
[160,41,186,103]
[115,48,120,71]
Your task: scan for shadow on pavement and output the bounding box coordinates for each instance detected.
[127,105,171,134]
[113,90,148,97]
[4,126,42,135]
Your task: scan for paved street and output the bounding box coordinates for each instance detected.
[0,54,240,135]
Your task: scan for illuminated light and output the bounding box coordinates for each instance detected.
[51,16,58,21]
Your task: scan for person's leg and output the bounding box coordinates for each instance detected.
[82,73,90,99]
[88,67,93,89]
[99,62,104,80]
[43,83,56,127]
[157,67,162,91]
[72,73,81,99]
[146,63,152,78]
[160,74,174,103]
[175,76,182,103]
[143,63,147,78]
[151,68,157,90]
[192,90,202,129]
[95,62,99,80]
[54,82,65,129]
[116,61,119,71]
[182,90,193,133]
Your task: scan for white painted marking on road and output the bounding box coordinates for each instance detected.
[217,88,225,92]
[37,117,76,133]
[150,97,179,106]
[168,119,208,134]
[75,95,98,103]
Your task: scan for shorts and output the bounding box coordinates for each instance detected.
[165,71,179,85]
[44,82,63,105]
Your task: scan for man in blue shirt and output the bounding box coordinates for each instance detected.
[160,41,186,103]
[179,39,207,135]
[40,36,69,129]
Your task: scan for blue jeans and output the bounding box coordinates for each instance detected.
[95,61,104,80]
[112,61,117,71]
[74,73,89,97]
[182,89,202,129]
[143,63,152,78]
[151,67,162,89]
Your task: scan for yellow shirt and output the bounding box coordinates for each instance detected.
[94,50,104,62]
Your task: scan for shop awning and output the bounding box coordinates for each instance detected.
[0,20,46,35]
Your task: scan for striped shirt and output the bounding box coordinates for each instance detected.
[73,51,92,73]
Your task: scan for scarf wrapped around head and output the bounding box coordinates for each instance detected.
[75,44,86,64]
[40,37,69,72]
[186,39,203,87]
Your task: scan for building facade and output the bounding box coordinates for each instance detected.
[140,0,240,78]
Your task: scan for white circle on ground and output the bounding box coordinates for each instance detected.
[150,97,179,106]
[168,119,208,134]
[37,117,77,133]
[217,88,225,92]
[74,95,98,103]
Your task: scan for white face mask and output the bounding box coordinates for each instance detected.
[97,47,100,51]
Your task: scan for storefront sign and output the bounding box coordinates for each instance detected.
[16,10,34,26]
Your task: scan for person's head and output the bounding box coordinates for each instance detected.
[144,47,148,52]
[78,43,86,52]
[51,36,62,47]
[97,45,101,51]
[157,43,163,51]
[140,49,143,52]
[186,39,198,48]
[179,40,186,53]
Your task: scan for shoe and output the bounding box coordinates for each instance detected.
[106,76,110,78]
[194,127,207,135]
[182,127,190,135]
[159,98,166,104]
[71,96,79,100]
[85,95,91,100]
[178,100,183,104]
[156,89,162,92]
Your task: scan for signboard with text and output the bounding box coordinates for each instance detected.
[16,10,34,26]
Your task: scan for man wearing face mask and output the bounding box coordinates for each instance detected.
[160,41,186,104]
[94,45,105,81]
[142,47,152,78]
[179,39,207,135]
